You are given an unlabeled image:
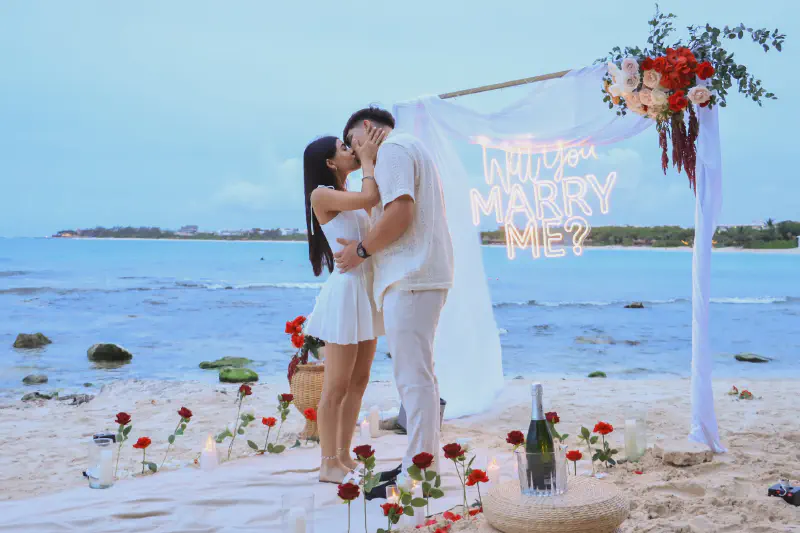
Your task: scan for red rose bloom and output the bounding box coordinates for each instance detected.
[337,482,360,501]
[668,90,689,112]
[652,56,668,73]
[352,445,374,459]
[593,421,614,435]
[545,411,560,424]
[262,417,277,427]
[506,430,525,447]
[442,443,465,460]
[696,61,715,80]
[292,316,306,328]
[303,407,317,421]
[640,57,654,71]
[469,508,483,517]
[443,511,462,522]
[132,437,151,449]
[634,470,643,474]
[434,526,452,533]
[284,321,295,334]
[381,502,404,517]
[291,333,305,349]
[239,384,252,396]
[280,393,293,403]
[466,469,489,486]
[177,407,192,420]
[566,450,583,462]
[115,412,131,426]
[412,452,434,470]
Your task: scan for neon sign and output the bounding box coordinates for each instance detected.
[469,141,617,259]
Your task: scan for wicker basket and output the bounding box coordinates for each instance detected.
[483,477,628,533]
[289,363,324,440]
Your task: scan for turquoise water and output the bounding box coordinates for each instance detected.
[1,238,798,398]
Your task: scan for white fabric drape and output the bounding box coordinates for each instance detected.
[394,64,724,451]
[689,104,726,452]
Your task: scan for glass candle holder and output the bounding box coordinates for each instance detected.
[624,410,647,462]
[514,447,567,496]
[281,493,315,533]
[87,437,115,489]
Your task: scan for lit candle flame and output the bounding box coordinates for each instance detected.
[204,434,216,453]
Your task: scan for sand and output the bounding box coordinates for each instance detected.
[1,377,798,532]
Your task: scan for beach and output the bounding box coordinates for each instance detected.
[1,377,798,531]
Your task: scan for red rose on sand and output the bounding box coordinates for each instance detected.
[469,508,483,517]
[115,412,131,426]
[177,407,193,420]
[634,470,643,474]
[424,519,438,526]
[239,384,252,396]
[696,61,715,80]
[284,321,295,334]
[337,482,360,501]
[652,56,668,73]
[303,408,317,421]
[280,393,294,403]
[566,450,583,462]
[262,417,277,427]
[442,443,465,460]
[381,502,404,516]
[443,511,462,522]
[669,90,689,112]
[593,421,614,435]
[466,469,489,486]
[434,526,452,533]
[506,430,525,447]
[132,437,151,449]
[545,411,560,424]
[352,445,374,459]
[641,57,654,71]
[413,452,434,469]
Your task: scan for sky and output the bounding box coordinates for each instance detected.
[0,0,796,237]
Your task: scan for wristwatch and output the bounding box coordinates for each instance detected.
[356,242,371,259]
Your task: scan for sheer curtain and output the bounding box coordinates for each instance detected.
[393,64,725,451]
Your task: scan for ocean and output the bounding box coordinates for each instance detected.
[1,238,798,399]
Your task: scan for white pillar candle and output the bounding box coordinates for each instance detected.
[487,457,501,487]
[200,434,219,471]
[288,506,306,533]
[99,449,114,486]
[386,483,400,504]
[368,406,380,438]
[360,419,370,441]
[412,482,426,527]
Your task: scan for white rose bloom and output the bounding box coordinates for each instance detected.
[607,62,622,80]
[623,73,640,92]
[639,88,653,106]
[626,91,642,107]
[628,100,647,116]
[643,69,662,89]
[608,82,625,97]
[650,89,668,106]
[688,86,711,105]
[621,57,640,76]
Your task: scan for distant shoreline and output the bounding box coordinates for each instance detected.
[39,236,800,254]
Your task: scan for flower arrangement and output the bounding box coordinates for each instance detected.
[160,407,192,469]
[114,412,132,478]
[249,394,293,454]
[285,315,325,383]
[216,383,256,459]
[598,5,785,191]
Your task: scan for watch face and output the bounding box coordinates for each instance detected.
[357,246,367,258]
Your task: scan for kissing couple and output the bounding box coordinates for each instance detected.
[301,106,454,498]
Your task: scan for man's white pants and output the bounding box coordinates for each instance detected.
[382,288,448,475]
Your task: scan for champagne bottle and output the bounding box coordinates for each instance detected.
[525,383,555,492]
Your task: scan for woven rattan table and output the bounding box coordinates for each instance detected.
[483,477,628,533]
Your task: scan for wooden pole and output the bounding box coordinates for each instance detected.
[438,70,571,100]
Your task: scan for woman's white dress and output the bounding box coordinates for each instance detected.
[304,209,384,344]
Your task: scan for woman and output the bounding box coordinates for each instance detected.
[302,126,386,483]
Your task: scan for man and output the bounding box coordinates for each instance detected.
[335,106,454,496]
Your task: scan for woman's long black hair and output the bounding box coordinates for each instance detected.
[303,136,343,276]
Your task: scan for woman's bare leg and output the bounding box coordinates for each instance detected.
[318,342,358,483]
[337,339,377,470]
